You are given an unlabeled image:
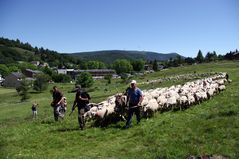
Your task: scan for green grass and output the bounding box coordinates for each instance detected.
[0,61,239,159]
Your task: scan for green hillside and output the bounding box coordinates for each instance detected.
[0,61,238,158]
[0,44,35,63]
[70,50,182,63]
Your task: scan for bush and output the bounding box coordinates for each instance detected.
[76,72,94,88]
[52,74,72,83]
[113,59,133,74]
[33,74,51,92]
[104,75,112,84]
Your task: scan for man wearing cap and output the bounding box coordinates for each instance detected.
[125,80,143,128]
[72,85,91,130]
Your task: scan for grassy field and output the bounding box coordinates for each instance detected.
[0,61,239,159]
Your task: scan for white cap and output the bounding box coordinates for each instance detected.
[131,80,137,84]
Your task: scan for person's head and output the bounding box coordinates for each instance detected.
[130,80,137,89]
[53,86,57,91]
[75,85,81,92]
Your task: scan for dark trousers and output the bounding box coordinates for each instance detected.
[78,108,85,129]
[53,106,59,121]
[126,106,140,127]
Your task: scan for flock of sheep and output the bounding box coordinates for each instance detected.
[83,72,230,126]
[138,72,220,85]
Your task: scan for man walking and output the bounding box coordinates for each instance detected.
[51,86,63,121]
[125,80,143,128]
[72,85,91,130]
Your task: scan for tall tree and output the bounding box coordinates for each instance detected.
[152,59,158,71]
[131,59,145,72]
[205,51,218,62]
[0,64,10,77]
[195,50,204,63]
[17,78,31,102]
[104,74,112,84]
[113,59,133,74]
[184,57,195,65]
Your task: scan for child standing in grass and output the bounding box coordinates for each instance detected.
[32,101,38,118]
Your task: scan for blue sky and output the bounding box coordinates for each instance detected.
[0,0,238,57]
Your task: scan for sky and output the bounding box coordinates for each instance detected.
[0,0,238,57]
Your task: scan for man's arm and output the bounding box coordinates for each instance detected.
[57,97,63,105]
[138,89,144,105]
[79,96,89,101]
[138,95,144,106]
[79,92,90,101]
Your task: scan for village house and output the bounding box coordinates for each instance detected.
[31,61,40,66]
[23,69,42,78]
[39,62,49,67]
[3,72,24,88]
[74,69,116,79]
[57,69,74,74]
[57,69,116,80]
[31,61,49,67]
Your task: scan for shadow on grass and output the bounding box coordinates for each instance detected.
[54,127,80,132]
[41,119,55,125]
[101,124,125,130]
[218,110,237,117]
[29,91,42,94]
[206,110,237,120]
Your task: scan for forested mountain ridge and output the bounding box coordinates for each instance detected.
[0,37,183,65]
[69,50,183,63]
[0,37,79,67]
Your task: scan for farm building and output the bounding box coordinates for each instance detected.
[57,69,74,75]
[31,61,40,66]
[23,69,42,78]
[74,69,116,79]
[3,72,24,88]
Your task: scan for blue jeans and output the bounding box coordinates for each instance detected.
[126,107,140,127]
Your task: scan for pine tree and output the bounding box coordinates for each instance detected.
[152,59,158,71]
[17,78,31,102]
[195,50,204,63]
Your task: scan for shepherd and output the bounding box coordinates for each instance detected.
[125,80,143,128]
[51,86,64,121]
[71,85,91,130]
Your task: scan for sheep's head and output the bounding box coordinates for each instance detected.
[115,94,126,107]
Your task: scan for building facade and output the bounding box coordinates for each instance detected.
[3,72,24,88]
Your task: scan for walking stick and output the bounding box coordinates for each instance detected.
[69,105,76,116]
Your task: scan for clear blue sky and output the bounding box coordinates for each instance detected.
[0,0,238,57]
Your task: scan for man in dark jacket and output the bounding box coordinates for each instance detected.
[72,85,91,130]
[51,86,63,121]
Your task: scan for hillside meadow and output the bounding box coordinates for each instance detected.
[0,61,239,159]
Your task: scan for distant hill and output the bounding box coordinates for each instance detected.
[69,50,183,63]
[0,41,79,67]
[0,37,184,66]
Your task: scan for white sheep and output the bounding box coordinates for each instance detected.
[157,95,167,109]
